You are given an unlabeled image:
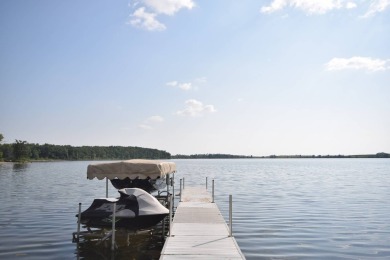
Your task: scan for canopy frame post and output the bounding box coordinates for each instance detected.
[106,178,108,198]
[76,203,81,242]
[111,202,116,251]
[166,174,170,212]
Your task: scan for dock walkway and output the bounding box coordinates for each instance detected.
[160,186,245,259]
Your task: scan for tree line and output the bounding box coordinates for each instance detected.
[0,135,171,162]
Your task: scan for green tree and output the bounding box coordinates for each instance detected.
[13,140,30,162]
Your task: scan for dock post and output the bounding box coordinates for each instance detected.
[212,179,215,203]
[206,177,208,190]
[169,193,173,237]
[172,173,175,211]
[179,179,182,202]
[77,203,81,241]
[229,195,233,237]
[106,178,108,198]
[111,202,116,251]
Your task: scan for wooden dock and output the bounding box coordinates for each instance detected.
[160,186,246,259]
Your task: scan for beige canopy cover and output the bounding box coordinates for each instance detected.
[87,159,176,180]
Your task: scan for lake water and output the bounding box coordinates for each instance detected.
[0,159,389,259]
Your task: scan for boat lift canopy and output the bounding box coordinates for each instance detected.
[87,159,176,180]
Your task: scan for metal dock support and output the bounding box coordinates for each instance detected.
[160,186,245,259]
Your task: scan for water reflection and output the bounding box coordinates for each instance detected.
[12,163,30,172]
[74,231,164,260]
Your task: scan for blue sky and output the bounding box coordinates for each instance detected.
[1,0,389,156]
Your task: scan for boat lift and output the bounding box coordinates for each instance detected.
[72,160,176,250]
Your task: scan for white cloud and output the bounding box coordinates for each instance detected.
[166,77,206,91]
[346,2,357,9]
[261,0,287,13]
[166,80,192,90]
[325,57,390,71]
[146,115,165,123]
[138,115,164,130]
[128,0,195,31]
[129,7,166,31]
[166,81,178,87]
[260,0,357,14]
[362,0,390,17]
[176,99,216,117]
[179,82,192,90]
[144,0,195,15]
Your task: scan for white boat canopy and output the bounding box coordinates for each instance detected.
[87,159,176,180]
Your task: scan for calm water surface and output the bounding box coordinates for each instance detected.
[0,159,389,259]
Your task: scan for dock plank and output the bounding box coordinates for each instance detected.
[160,187,245,259]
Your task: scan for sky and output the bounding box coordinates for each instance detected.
[1,0,389,156]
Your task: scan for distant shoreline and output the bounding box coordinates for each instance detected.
[1,155,389,164]
[2,139,388,162]
[2,152,389,163]
[171,157,390,159]
[172,153,390,159]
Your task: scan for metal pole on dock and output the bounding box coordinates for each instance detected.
[111,202,116,251]
[172,173,175,211]
[229,195,233,237]
[77,203,81,241]
[179,179,182,202]
[167,174,170,207]
[212,179,215,203]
